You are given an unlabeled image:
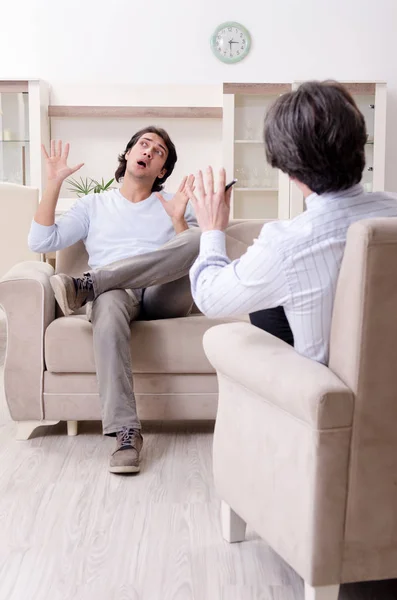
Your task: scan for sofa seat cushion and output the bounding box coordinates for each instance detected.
[45,314,247,374]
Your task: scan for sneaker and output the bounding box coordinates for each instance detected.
[109,427,143,474]
[50,273,94,316]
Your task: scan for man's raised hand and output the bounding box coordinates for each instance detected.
[42,140,84,184]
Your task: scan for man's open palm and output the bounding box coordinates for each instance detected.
[156,175,195,221]
[42,140,84,184]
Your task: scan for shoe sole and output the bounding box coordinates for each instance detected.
[50,275,73,316]
[109,465,140,474]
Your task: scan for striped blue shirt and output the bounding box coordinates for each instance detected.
[190,185,397,364]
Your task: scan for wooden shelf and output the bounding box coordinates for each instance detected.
[48,106,223,119]
[342,83,376,94]
[224,83,291,95]
[293,81,377,95]
[0,81,29,93]
[225,82,378,97]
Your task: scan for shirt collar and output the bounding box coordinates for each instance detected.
[305,184,364,210]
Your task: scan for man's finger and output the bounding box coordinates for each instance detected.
[56,140,62,158]
[225,187,232,210]
[41,144,49,160]
[51,140,55,157]
[186,184,198,206]
[184,178,196,199]
[206,166,214,197]
[70,163,85,175]
[178,176,188,193]
[63,142,70,160]
[186,174,195,190]
[196,170,205,200]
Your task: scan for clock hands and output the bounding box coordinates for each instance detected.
[228,38,239,54]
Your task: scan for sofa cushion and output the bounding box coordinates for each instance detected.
[45,314,246,374]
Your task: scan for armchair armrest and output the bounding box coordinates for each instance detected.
[203,322,353,430]
[0,261,55,420]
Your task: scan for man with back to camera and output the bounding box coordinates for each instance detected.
[28,126,199,474]
[188,81,397,365]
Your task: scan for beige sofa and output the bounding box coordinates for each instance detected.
[0,219,263,440]
[203,218,397,600]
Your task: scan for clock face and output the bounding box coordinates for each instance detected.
[211,22,251,64]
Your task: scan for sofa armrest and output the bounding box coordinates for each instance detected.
[0,261,55,420]
[203,322,353,430]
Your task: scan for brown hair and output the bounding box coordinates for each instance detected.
[115,126,177,192]
[264,80,368,195]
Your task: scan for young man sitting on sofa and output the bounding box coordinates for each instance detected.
[188,80,397,365]
[28,127,199,474]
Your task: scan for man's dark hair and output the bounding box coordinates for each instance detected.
[115,126,177,192]
[264,80,368,195]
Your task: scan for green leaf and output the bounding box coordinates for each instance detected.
[105,177,115,189]
[90,177,115,193]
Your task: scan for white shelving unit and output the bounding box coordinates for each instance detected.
[0,80,50,194]
[223,81,387,221]
[222,83,292,221]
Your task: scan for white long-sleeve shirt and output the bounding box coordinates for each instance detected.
[28,188,197,269]
[190,185,397,364]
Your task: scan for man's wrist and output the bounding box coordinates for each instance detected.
[45,179,63,194]
[172,217,189,234]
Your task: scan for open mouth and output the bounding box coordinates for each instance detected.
[137,160,147,169]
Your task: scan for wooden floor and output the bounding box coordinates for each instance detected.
[0,313,397,599]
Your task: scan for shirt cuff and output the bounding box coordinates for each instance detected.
[199,230,226,255]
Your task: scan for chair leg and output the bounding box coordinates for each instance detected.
[67,421,78,436]
[304,583,340,600]
[16,420,60,441]
[221,501,247,543]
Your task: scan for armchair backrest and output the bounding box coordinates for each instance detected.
[329,218,397,577]
[0,182,40,277]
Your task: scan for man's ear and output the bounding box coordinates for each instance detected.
[158,168,167,180]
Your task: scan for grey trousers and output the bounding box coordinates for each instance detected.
[89,228,201,436]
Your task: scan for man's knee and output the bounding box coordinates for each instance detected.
[91,289,135,329]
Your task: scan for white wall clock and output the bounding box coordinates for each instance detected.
[210,22,251,64]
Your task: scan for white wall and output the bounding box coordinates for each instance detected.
[2,0,397,190]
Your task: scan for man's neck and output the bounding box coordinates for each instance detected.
[294,180,313,199]
[120,177,154,203]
